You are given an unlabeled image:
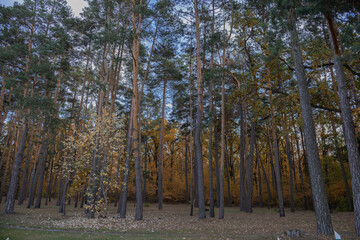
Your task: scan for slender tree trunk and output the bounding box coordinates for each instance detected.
[34,128,49,209]
[80,187,86,209]
[118,108,133,217]
[330,117,353,211]
[269,91,285,217]
[258,150,272,205]
[158,79,167,210]
[288,8,333,234]
[239,101,246,211]
[224,146,232,207]
[214,122,220,208]
[185,138,189,204]
[27,144,41,208]
[208,82,215,217]
[45,150,54,206]
[56,178,63,207]
[285,130,295,213]
[256,146,263,207]
[188,45,194,216]
[207,0,215,217]
[143,138,148,204]
[4,123,29,213]
[194,0,205,219]
[219,63,226,220]
[326,15,360,236]
[18,135,33,205]
[293,120,307,209]
[59,177,68,216]
[246,121,256,213]
[74,192,78,208]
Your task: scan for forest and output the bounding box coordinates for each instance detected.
[0,0,360,238]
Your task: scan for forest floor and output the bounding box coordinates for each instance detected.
[0,201,357,240]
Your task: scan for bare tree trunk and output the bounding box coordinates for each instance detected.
[4,121,28,213]
[194,0,205,219]
[285,130,295,213]
[326,15,360,236]
[207,0,215,217]
[246,121,256,213]
[27,143,41,208]
[118,108,133,217]
[239,101,246,211]
[185,138,189,204]
[288,8,333,234]
[224,146,232,207]
[18,134,33,205]
[45,148,54,206]
[219,62,226,219]
[34,128,49,209]
[143,137,148,204]
[256,146,263,207]
[269,91,284,217]
[158,79,166,210]
[214,122,220,208]
[293,120,307,210]
[330,117,353,211]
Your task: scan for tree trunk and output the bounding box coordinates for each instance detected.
[158,79,167,210]
[293,120,307,210]
[285,131,295,213]
[27,138,43,208]
[256,147,263,207]
[118,105,133,217]
[194,0,205,219]
[34,128,49,209]
[4,122,29,213]
[326,15,360,236]
[269,91,285,217]
[288,8,333,234]
[246,121,256,213]
[45,149,54,206]
[185,138,189,204]
[219,59,226,219]
[239,101,246,211]
[18,136,33,205]
[214,122,220,208]
[330,117,353,211]
[224,146,232,207]
[143,138,148,204]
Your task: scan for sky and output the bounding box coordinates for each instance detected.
[2,0,88,17]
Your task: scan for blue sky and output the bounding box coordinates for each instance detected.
[2,0,88,16]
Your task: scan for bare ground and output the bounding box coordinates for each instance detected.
[0,201,357,239]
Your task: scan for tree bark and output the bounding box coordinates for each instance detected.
[118,108,133,217]
[185,138,189,204]
[219,54,227,218]
[239,101,246,211]
[34,127,49,209]
[158,79,167,210]
[18,135,33,205]
[288,8,333,234]
[269,91,285,217]
[246,121,256,213]
[4,122,29,213]
[330,117,353,211]
[326,15,360,235]
[224,146,232,207]
[214,122,220,208]
[256,146,263,207]
[285,130,295,213]
[194,0,205,219]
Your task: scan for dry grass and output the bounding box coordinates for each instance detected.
[0,201,357,239]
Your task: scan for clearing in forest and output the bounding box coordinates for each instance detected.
[0,202,357,239]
